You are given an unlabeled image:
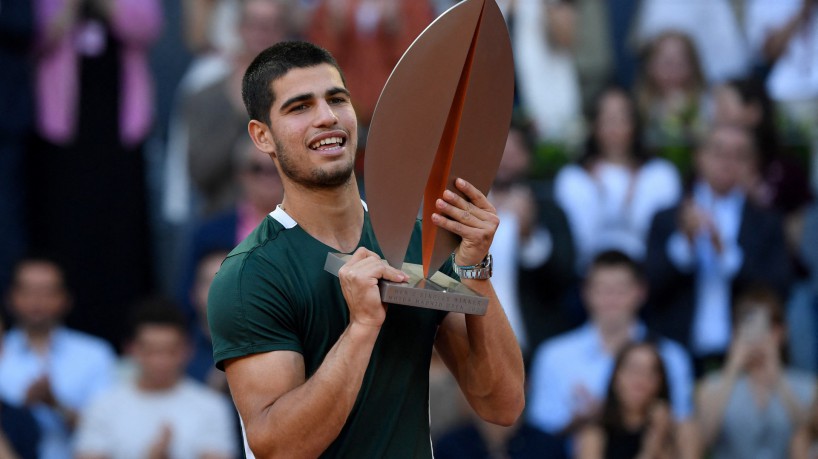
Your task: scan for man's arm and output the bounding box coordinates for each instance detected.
[225,248,407,458]
[431,178,525,426]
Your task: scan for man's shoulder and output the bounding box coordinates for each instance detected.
[56,328,116,360]
[226,215,285,257]
[534,325,593,361]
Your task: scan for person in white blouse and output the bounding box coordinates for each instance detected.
[555,86,681,274]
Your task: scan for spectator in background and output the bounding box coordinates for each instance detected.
[555,86,681,273]
[0,0,35,301]
[746,0,818,189]
[177,138,283,316]
[633,0,750,84]
[74,298,237,459]
[0,315,41,459]
[713,77,814,217]
[576,342,692,459]
[307,0,435,128]
[697,287,815,459]
[0,257,117,459]
[526,250,694,455]
[713,76,816,374]
[645,124,791,373]
[635,30,710,171]
[186,248,231,390]
[490,116,576,358]
[25,0,162,347]
[180,0,295,218]
[507,0,583,144]
[182,0,241,55]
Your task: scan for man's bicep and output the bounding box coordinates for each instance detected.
[225,350,306,431]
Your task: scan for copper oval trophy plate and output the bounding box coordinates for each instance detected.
[325,0,514,315]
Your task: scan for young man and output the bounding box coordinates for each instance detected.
[207,41,525,457]
[74,299,236,459]
[0,257,117,459]
[526,250,695,455]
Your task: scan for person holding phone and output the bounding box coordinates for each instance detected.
[697,286,815,459]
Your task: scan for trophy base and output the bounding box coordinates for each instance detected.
[324,253,487,315]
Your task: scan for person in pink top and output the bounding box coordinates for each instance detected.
[25,0,163,347]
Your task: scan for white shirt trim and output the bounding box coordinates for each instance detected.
[269,200,368,229]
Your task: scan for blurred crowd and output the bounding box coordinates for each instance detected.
[1,0,818,457]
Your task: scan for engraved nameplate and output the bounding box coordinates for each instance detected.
[324,253,488,315]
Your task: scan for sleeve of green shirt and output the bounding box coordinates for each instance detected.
[208,251,303,370]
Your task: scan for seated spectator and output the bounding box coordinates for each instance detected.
[645,123,791,372]
[0,315,40,459]
[74,298,236,459]
[490,116,577,357]
[434,414,567,459]
[0,256,117,459]
[526,250,694,456]
[576,342,690,459]
[555,86,681,272]
[697,286,815,459]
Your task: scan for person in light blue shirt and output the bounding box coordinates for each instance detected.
[0,256,117,459]
[526,250,696,456]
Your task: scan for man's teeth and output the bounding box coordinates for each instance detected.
[311,137,344,149]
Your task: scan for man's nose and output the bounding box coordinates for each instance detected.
[314,100,339,126]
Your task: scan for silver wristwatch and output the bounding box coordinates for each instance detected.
[451,253,493,280]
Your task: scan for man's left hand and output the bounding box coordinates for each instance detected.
[431,178,499,267]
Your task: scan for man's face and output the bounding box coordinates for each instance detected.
[583,266,644,327]
[132,325,189,390]
[266,64,358,190]
[696,126,755,195]
[239,0,288,57]
[10,262,69,332]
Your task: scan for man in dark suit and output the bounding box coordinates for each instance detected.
[644,123,791,375]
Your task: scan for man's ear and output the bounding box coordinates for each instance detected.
[248,120,277,158]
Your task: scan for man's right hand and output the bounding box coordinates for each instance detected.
[337,247,407,329]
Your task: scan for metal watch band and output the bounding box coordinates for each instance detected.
[451,253,493,280]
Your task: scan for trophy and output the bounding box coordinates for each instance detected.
[324,0,514,315]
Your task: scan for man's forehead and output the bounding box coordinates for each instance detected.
[271,64,346,101]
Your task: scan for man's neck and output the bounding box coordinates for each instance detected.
[280,176,364,253]
[595,320,635,355]
[24,327,55,354]
[137,377,181,393]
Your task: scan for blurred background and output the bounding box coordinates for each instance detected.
[1,0,818,457]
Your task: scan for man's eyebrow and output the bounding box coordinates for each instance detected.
[280,93,314,112]
[327,87,351,98]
